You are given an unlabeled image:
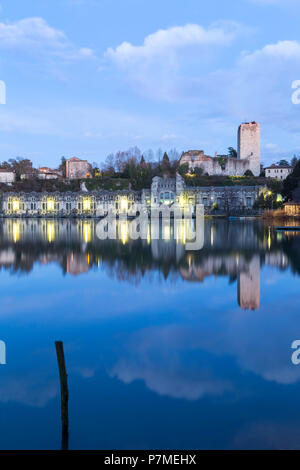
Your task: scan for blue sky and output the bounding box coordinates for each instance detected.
[1,0,300,167]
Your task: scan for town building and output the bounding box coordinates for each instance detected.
[20,170,38,180]
[180,122,261,177]
[0,169,16,184]
[38,167,62,180]
[265,164,292,180]
[284,201,300,216]
[66,157,92,179]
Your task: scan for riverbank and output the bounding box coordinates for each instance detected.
[261,209,300,221]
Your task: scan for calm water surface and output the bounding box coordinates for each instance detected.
[0,217,300,450]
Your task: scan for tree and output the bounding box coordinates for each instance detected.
[194,167,203,177]
[277,159,289,166]
[291,155,298,168]
[168,148,180,161]
[244,169,254,177]
[144,149,154,162]
[291,160,300,177]
[140,155,146,167]
[103,153,115,174]
[177,163,189,176]
[162,152,169,163]
[228,147,238,158]
[156,148,163,163]
[8,157,35,179]
[59,157,66,177]
[0,161,11,170]
[115,150,127,174]
[161,152,171,173]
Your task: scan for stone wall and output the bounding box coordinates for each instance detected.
[180,150,249,176]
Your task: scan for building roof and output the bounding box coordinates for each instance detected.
[265,165,292,170]
[0,169,14,173]
[67,157,88,163]
[285,201,300,206]
[39,167,52,172]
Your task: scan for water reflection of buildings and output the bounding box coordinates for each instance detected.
[0,218,297,310]
[238,256,260,310]
[179,254,261,310]
[66,253,91,276]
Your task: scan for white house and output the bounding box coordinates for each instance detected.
[0,169,16,184]
[265,164,292,181]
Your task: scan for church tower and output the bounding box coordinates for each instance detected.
[237,122,260,177]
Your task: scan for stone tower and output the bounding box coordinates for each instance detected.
[237,122,260,177]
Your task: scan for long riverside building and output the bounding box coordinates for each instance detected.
[0,175,265,217]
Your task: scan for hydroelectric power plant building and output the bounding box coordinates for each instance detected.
[1,174,264,217]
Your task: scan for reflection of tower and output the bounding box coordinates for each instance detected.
[238,255,260,310]
[66,253,91,276]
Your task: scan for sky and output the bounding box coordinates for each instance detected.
[1,0,300,168]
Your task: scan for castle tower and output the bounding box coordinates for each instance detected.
[237,122,260,177]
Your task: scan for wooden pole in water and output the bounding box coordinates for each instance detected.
[55,341,69,450]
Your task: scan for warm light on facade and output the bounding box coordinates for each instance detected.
[120,197,128,212]
[12,199,20,213]
[47,199,55,212]
[83,198,91,211]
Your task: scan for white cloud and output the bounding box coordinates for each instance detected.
[0,17,94,60]
[241,40,300,62]
[106,23,237,64]
[173,37,300,148]
[105,22,241,101]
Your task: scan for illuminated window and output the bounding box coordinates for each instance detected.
[120,197,128,212]
[83,198,91,211]
[12,199,20,212]
[47,199,55,211]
